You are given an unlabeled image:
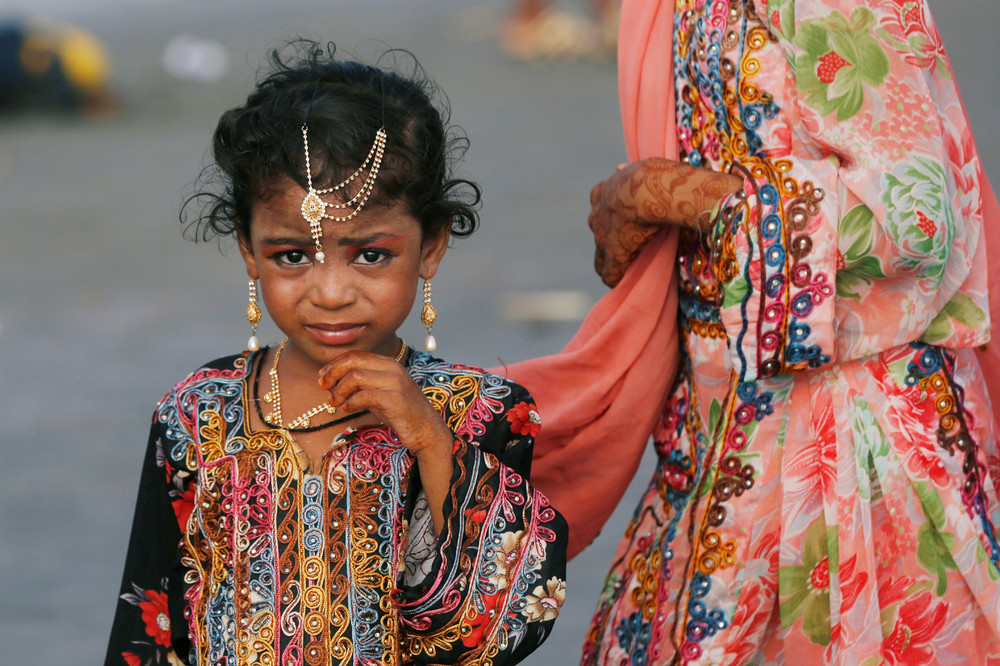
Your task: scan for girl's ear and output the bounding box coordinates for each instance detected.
[419,225,450,280]
[237,232,260,280]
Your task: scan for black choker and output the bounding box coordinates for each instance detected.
[251,347,370,433]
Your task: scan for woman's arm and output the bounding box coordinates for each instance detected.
[589,157,742,286]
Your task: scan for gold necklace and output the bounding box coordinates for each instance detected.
[263,337,407,429]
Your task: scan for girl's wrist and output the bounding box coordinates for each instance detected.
[413,433,454,462]
[407,419,455,461]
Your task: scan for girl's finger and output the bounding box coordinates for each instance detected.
[325,366,400,408]
[336,386,390,416]
[318,350,399,390]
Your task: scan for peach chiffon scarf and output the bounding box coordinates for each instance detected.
[494,0,681,559]
[495,0,1000,560]
[977,178,1000,412]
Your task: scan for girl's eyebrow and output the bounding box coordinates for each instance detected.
[337,233,406,246]
[259,235,312,246]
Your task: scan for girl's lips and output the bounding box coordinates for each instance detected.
[304,323,365,346]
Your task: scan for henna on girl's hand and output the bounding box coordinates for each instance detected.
[588,158,743,286]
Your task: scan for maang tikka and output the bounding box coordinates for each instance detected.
[299,81,387,263]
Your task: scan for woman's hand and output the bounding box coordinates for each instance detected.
[318,349,454,532]
[588,158,744,287]
[589,162,663,287]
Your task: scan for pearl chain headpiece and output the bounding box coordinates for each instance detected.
[300,124,387,263]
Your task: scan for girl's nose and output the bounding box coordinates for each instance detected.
[308,261,356,309]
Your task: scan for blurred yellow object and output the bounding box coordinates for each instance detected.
[56,25,110,93]
[0,17,116,115]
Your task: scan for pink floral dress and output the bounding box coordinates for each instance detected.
[583,0,1000,663]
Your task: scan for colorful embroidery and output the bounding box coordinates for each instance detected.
[108,351,566,665]
[905,342,1000,566]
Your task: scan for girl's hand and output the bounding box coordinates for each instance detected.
[318,349,453,533]
[588,158,744,287]
[318,350,452,458]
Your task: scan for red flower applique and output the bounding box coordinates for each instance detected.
[122,653,142,666]
[139,590,171,647]
[171,485,195,533]
[506,402,541,438]
[461,592,502,647]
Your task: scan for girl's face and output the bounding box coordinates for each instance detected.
[238,177,448,372]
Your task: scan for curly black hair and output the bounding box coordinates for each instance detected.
[183,41,481,243]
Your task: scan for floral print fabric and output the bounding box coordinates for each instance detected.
[583,0,1000,663]
[106,349,567,665]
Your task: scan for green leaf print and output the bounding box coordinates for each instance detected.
[916,523,958,597]
[913,481,958,595]
[780,565,811,623]
[764,0,795,42]
[837,205,887,299]
[921,293,987,344]
[836,271,866,301]
[779,518,833,646]
[709,399,723,433]
[920,314,954,345]
[722,274,750,309]
[850,256,887,280]
[974,540,999,577]
[978,542,1000,581]
[795,7,890,121]
[944,293,988,328]
[839,204,876,259]
[914,480,947,526]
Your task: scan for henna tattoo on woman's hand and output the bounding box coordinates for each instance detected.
[588,158,743,286]
[589,166,660,286]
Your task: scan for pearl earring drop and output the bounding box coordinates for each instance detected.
[421,279,437,352]
[246,280,262,351]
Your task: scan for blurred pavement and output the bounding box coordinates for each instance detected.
[0,0,996,663]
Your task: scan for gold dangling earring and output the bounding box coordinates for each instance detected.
[421,279,438,352]
[246,280,262,351]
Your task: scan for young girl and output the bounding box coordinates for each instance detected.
[105,43,567,666]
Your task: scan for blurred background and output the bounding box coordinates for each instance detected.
[0,0,996,663]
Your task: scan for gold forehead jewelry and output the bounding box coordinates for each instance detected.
[300,124,387,264]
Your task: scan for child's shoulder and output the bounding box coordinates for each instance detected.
[157,350,254,406]
[408,351,532,400]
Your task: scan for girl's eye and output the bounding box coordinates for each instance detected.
[276,250,310,266]
[355,249,390,265]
